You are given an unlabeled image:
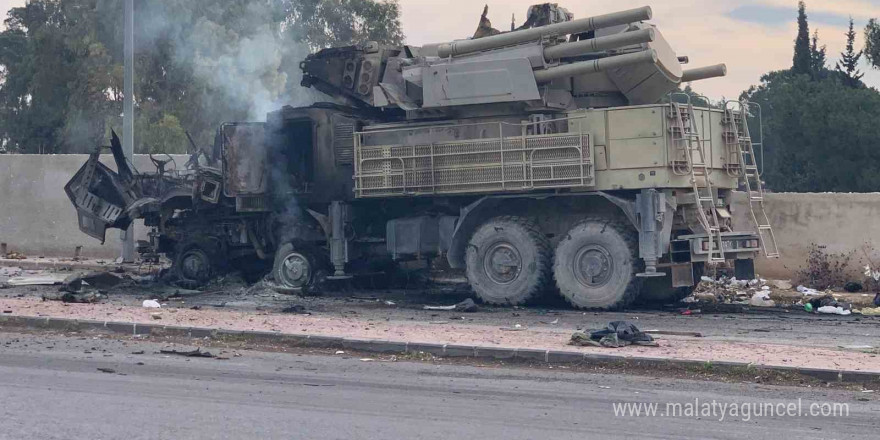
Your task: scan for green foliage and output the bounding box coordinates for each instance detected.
[0,0,403,154]
[810,29,827,78]
[864,18,880,69]
[793,1,812,75]
[742,71,880,192]
[836,17,864,87]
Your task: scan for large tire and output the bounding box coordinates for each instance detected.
[553,218,642,310]
[273,243,322,293]
[465,216,552,305]
[639,263,705,304]
[172,239,222,289]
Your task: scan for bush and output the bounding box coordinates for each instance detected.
[794,244,853,290]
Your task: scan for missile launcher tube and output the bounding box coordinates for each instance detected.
[533,49,658,83]
[437,6,653,58]
[681,64,727,82]
[543,28,655,59]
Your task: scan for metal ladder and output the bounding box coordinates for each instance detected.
[668,100,726,263]
[722,102,780,258]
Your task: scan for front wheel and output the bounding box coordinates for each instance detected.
[553,218,642,310]
[465,216,551,305]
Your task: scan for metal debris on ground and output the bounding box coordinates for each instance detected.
[423,298,479,313]
[159,348,215,358]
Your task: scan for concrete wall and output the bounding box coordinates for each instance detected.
[0,153,875,278]
[731,192,880,280]
[0,154,188,260]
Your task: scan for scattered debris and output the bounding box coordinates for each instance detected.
[335,350,345,355]
[844,282,863,293]
[280,305,311,315]
[96,368,116,374]
[817,306,851,316]
[384,300,396,306]
[4,251,27,260]
[359,358,375,362]
[150,313,163,320]
[797,285,822,296]
[500,324,526,331]
[769,279,793,290]
[571,321,657,348]
[142,299,162,308]
[749,291,776,307]
[42,291,104,304]
[423,298,479,313]
[159,348,215,358]
[858,307,880,316]
[62,271,123,293]
[6,274,66,286]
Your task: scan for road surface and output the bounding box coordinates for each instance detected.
[0,332,876,439]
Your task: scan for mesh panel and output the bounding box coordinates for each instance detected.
[354,124,594,198]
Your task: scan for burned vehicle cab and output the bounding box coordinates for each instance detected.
[266,104,366,203]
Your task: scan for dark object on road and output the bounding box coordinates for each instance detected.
[455,298,479,313]
[159,348,215,358]
[844,282,863,293]
[583,321,657,348]
[96,368,116,374]
[570,332,602,347]
[63,271,123,293]
[423,299,480,313]
[874,293,880,307]
[43,292,104,304]
[281,305,311,315]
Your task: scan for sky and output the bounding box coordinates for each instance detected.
[2,0,880,99]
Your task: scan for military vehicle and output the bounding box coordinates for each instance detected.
[65,4,779,309]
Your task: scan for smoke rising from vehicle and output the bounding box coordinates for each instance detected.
[137,2,320,121]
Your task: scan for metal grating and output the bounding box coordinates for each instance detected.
[334,123,355,165]
[354,118,593,198]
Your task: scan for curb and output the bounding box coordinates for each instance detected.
[1,314,878,384]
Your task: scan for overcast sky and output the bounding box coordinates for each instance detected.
[3,0,880,98]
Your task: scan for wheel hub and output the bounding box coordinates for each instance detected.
[281,252,312,287]
[483,242,522,285]
[573,245,613,287]
[180,251,210,281]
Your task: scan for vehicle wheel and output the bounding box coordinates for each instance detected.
[553,218,642,310]
[465,216,551,305]
[639,263,705,304]
[172,243,218,289]
[273,243,321,293]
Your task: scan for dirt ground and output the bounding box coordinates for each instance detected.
[2,262,880,373]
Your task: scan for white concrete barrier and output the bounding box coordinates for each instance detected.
[0,154,874,279]
[0,154,189,260]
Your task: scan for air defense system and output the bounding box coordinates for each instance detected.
[66,4,779,309]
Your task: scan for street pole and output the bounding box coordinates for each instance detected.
[121,0,136,263]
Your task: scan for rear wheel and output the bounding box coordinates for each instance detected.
[273,243,323,293]
[465,216,551,305]
[553,218,642,310]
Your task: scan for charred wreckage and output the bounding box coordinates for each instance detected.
[66,4,779,309]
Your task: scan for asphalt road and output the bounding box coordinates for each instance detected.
[0,332,877,439]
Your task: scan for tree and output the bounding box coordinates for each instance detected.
[810,29,827,77]
[793,1,812,75]
[741,71,880,192]
[836,17,864,87]
[0,0,404,154]
[864,18,880,69]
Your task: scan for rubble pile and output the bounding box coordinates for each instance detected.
[686,276,774,305]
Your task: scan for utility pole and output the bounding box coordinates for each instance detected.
[121,0,136,263]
